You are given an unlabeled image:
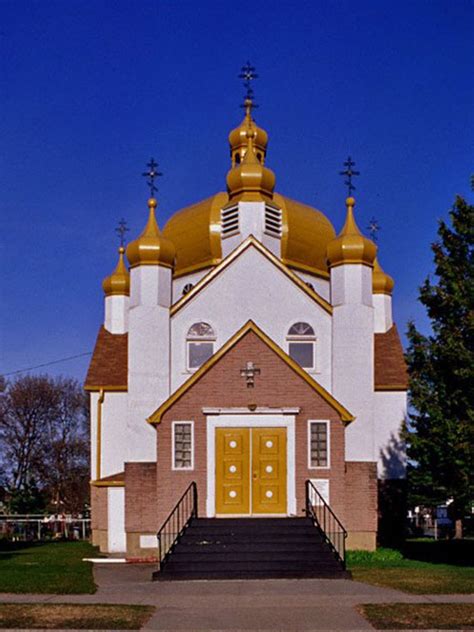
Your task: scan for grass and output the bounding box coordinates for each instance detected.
[0,541,98,594]
[0,603,155,629]
[358,603,474,629]
[348,541,474,594]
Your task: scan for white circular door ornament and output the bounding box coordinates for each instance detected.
[265,465,273,473]
[229,440,237,448]
[265,440,273,448]
[265,490,273,498]
[229,490,237,498]
[229,465,237,473]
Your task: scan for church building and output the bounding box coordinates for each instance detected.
[85,76,407,564]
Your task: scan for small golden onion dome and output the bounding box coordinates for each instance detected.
[327,197,377,268]
[226,130,276,202]
[102,247,130,296]
[373,257,394,294]
[126,198,176,268]
[229,99,268,166]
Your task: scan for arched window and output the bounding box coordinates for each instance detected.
[287,322,316,370]
[187,322,216,370]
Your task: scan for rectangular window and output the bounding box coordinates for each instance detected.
[172,421,194,470]
[187,341,214,370]
[289,341,315,369]
[308,420,330,468]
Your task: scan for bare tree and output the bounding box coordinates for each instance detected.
[0,375,89,513]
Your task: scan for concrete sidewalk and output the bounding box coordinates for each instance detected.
[0,564,472,630]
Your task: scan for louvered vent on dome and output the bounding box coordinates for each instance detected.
[264,205,282,238]
[221,206,239,238]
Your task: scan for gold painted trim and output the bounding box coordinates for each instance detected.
[282,258,330,280]
[374,384,408,392]
[128,261,173,270]
[148,320,354,425]
[170,236,333,316]
[96,389,105,481]
[329,259,374,269]
[90,480,125,488]
[172,261,219,279]
[84,385,127,392]
[373,290,393,296]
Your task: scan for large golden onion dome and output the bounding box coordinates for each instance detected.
[327,197,377,268]
[229,99,268,166]
[373,257,394,294]
[102,247,130,296]
[126,198,175,269]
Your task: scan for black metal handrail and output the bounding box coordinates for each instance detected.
[155,481,197,573]
[305,479,347,568]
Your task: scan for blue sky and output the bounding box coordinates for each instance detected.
[1,0,473,381]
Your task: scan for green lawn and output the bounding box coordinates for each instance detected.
[348,541,474,594]
[358,603,474,629]
[0,604,155,629]
[0,541,98,594]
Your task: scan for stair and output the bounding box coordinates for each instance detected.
[154,517,350,580]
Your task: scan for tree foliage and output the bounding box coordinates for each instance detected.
[0,375,89,513]
[406,196,474,519]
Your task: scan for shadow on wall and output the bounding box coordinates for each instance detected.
[378,428,407,547]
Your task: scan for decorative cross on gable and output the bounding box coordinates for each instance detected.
[240,361,261,388]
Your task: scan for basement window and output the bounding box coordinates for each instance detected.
[308,420,330,469]
[172,421,194,470]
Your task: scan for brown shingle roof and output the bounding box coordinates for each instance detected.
[99,471,125,482]
[84,326,128,390]
[374,324,408,390]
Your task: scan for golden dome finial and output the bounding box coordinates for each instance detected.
[327,196,377,268]
[229,65,268,168]
[126,197,175,269]
[226,126,275,202]
[102,246,130,296]
[373,256,394,294]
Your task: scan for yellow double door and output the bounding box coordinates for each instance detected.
[215,427,287,515]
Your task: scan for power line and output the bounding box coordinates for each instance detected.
[2,352,92,377]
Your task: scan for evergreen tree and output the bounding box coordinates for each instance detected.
[406,196,474,534]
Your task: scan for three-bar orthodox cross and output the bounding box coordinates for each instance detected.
[115,218,129,248]
[142,157,162,198]
[239,61,258,108]
[339,156,360,196]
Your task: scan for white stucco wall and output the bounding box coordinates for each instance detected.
[101,392,128,478]
[374,391,407,479]
[107,487,126,552]
[173,269,212,303]
[331,264,375,462]
[89,392,99,481]
[294,271,330,302]
[128,264,171,462]
[373,294,393,333]
[104,295,129,334]
[171,244,332,392]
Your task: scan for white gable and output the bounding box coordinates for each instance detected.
[170,243,332,392]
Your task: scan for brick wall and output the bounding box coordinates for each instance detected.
[90,485,108,550]
[156,330,347,525]
[125,462,157,533]
[344,461,378,549]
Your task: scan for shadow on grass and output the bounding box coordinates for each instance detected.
[401,539,473,567]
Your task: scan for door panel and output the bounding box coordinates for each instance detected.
[215,428,250,514]
[251,428,287,514]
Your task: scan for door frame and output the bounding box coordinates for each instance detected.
[206,412,297,517]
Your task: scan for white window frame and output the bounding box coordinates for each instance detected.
[186,323,216,372]
[287,322,316,371]
[307,420,330,469]
[172,421,194,471]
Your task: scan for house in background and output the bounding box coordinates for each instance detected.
[85,85,407,568]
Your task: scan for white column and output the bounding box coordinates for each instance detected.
[104,295,129,334]
[373,294,393,333]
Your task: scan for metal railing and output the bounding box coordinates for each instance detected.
[305,479,347,568]
[155,482,197,574]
